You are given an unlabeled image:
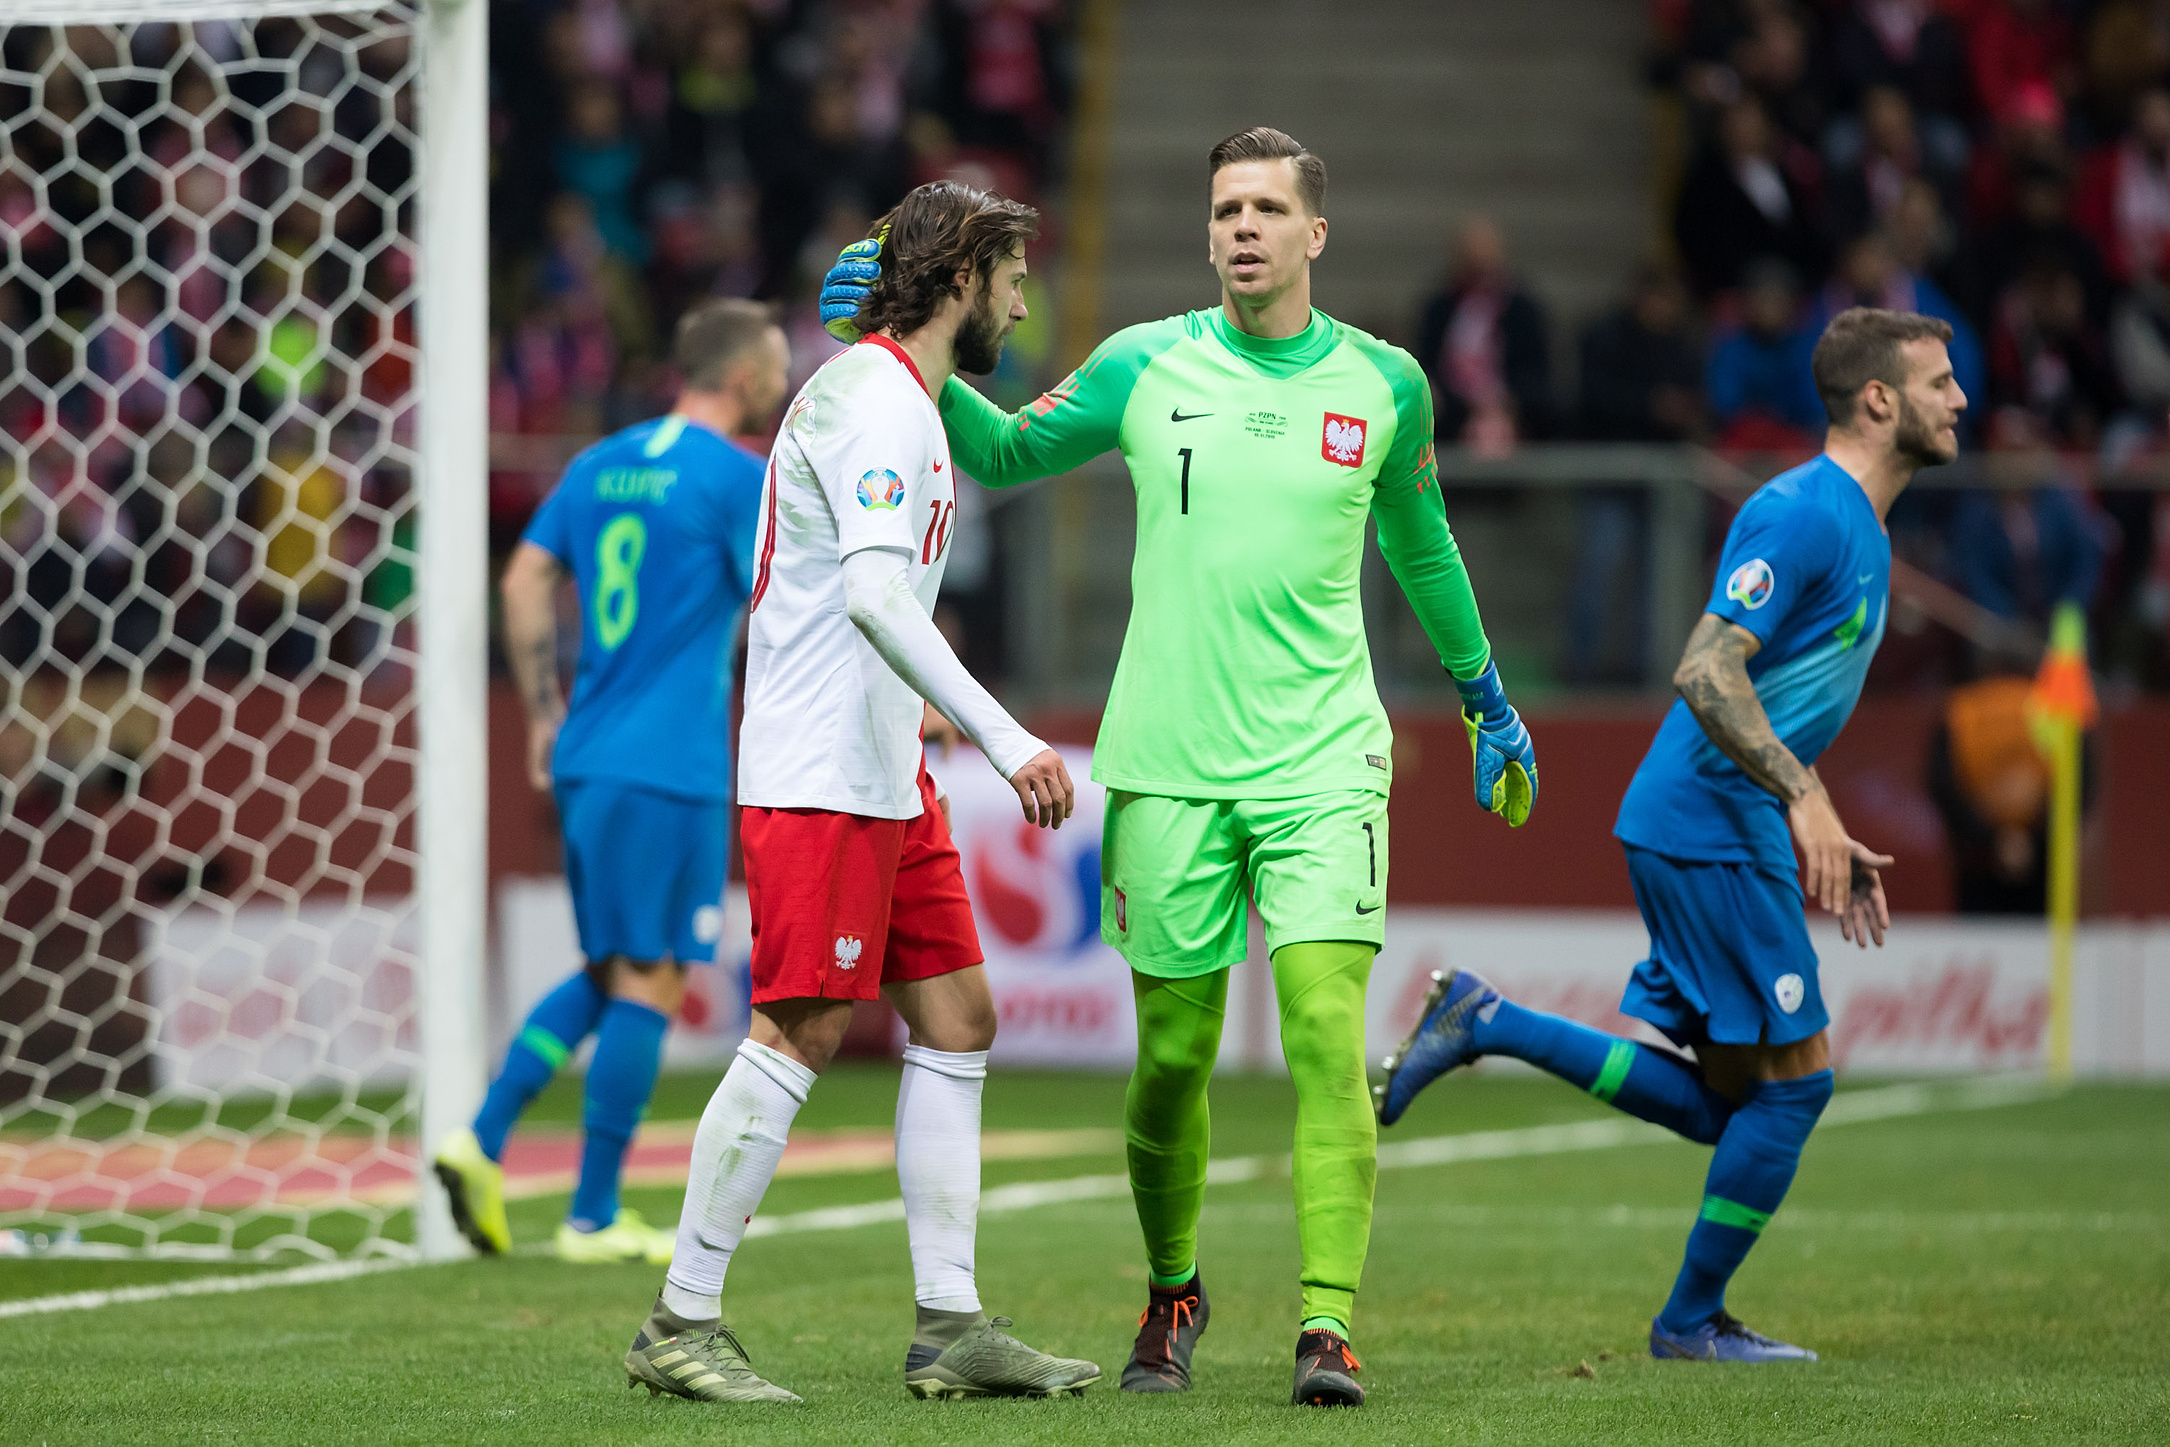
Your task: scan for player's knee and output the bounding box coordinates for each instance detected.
[911,996,996,1053]
[1774,1063,1835,1117]
[1132,1028,1214,1093]
[750,999,855,1075]
[1678,1095,1732,1146]
[613,961,686,1017]
[1276,996,1364,1084]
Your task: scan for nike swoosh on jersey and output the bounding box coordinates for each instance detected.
[1354,902,1380,915]
[1170,408,1211,422]
[1857,572,1872,584]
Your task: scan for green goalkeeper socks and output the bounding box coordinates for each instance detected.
[1272,941,1377,1337]
[1124,944,1377,1339]
[1125,969,1227,1282]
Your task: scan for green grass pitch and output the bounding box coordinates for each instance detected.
[4,1068,2165,1445]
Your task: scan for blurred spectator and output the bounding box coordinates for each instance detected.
[645,180,761,328]
[1415,217,1555,450]
[1828,0,1971,124]
[939,0,1067,177]
[1812,231,1986,421]
[517,193,656,372]
[2078,0,2170,140]
[1564,264,1704,686]
[1706,259,1825,448]
[1963,79,2069,235]
[2109,252,2170,416]
[1962,0,2075,128]
[1949,477,2107,627]
[1674,97,1825,296]
[555,80,649,266]
[664,8,757,186]
[1732,3,1829,151]
[1926,674,2053,913]
[1959,160,2112,335]
[1825,85,1966,241]
[2075,87,2170,285]
[254,425,346,672]
[1577,265,1703,441]
[1987,263,2120,448]
[1888,177,1960,290]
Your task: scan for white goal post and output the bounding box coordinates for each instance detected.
[0,0,485,1261]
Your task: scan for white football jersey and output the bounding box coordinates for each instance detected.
[739,337,958,818]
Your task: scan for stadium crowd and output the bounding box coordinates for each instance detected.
[4,0,2165,706]
[0,1,1070,683]
[1416,0,2170,693]
[481,0,1073,551]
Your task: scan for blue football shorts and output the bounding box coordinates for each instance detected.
[1618,844,1826,1048]
[553,778,729,965]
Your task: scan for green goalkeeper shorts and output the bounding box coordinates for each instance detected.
[1100,789,1388,978]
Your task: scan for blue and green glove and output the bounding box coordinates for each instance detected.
[1455,659,1538,827]
[819,232,885,343]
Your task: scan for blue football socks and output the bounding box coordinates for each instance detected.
[472,969,608,1161]
[1657,1069,1834,1335]
[1471,998,1737,1144]
[568,997,670,1231]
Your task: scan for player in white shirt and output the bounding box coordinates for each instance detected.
[622,181,1097,1405]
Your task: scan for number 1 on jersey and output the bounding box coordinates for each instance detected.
[595,512,647,650]
[1178,447,1192,514]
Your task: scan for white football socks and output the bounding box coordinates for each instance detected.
[660,1037,814,1322]
[895,1043,987,1314]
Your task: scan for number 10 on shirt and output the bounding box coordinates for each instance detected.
[922,499,954,564]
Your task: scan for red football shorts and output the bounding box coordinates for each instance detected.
[740,766,983,1003]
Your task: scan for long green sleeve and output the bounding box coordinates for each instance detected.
[1374,479,1491,680]
[1344,330,1491,679]
[936,318,1187,487]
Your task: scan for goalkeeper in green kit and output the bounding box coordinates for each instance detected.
[820,127,1537,1406]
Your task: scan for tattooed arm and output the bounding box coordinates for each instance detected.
[1672,612,1891,940]
[1671,613,1815,802]
[501,541,568,793]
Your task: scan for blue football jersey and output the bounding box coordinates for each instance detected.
[1615,454,1890,877]
[522,414,765,802]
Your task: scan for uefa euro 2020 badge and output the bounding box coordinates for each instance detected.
[856,468,906,511]
[1727,557,1775,610]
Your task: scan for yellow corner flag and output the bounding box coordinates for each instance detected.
[2026,602,2098,1083]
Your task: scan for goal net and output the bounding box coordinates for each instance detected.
[1,0,482,1263]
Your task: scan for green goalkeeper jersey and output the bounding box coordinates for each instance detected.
[940,306,1491,800]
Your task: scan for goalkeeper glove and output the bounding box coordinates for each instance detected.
[1455,659,1538,827]
[819,232,885,343]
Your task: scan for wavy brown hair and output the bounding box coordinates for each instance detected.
[854,180,1040,339]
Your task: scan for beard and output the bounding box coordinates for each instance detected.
[952,287,1012,375]
[1893,391,1955,466]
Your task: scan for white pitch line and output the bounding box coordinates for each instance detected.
[0,1073,2058,1317]
[1202,1196,2161,1233]
[0,1256,410,1319]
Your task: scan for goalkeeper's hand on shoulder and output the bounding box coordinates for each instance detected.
[1455,659,1537,828]
[819,235,884,343]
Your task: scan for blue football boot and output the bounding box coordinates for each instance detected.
[1650,1310,1818,1362]
[1373,968,1500,1126]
